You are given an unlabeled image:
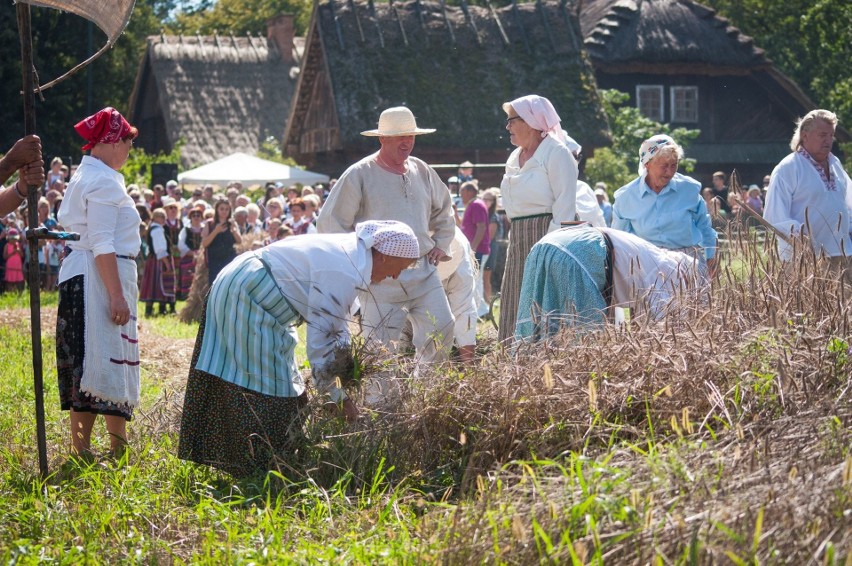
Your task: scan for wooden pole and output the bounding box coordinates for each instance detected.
[17,2,49,479]
[730,169,792,245]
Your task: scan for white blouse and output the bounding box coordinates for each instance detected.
[58,156,141,283]
[763,151,852,260]
[500,135,578,233]
[261,233,373,402]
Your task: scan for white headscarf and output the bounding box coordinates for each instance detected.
[638,134,680,176]
[355,220,420,258]
[502,95,568,145]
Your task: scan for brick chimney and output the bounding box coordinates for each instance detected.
[266,14,295,64]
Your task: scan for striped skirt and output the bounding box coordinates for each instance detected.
[139,256,175,303]
[498,214,552,342]
[177,253,197,299]
[515,227,608,341]
[178,295,307,477]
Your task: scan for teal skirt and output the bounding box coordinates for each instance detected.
[515,227,608,340]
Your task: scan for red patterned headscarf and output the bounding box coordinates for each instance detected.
[74,107,138,151]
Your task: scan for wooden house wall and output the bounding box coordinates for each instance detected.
[293,66,340,156]
[596,72,799,184]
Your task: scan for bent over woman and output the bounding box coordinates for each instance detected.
[178,220,420,477]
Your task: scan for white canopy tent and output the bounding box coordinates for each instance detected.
[177,152,330,186]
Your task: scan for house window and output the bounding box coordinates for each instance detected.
[671,86,699,123]
[636,85,664,122]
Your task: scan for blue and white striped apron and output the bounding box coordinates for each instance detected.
[196,253,304,397]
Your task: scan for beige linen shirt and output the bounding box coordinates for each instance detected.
[317,153,455,256]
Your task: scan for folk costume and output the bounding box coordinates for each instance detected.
[515,226,698,340]
[139,221,176,314]
[177,223,203,298]
[764,148,852,261]
[178,221,420,477]
[611,135,717,275]
[317,107,457,364]
[499,95,579,342]
[57,144,141,419]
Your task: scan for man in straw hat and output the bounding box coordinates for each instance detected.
[318,106,456,365]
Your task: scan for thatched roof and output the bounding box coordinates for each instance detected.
[129,34,305,168]
[284,0,610,157]
[580,0,769,73]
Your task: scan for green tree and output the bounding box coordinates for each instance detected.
[167,0,313,37]
[584,90,700,193]
[120,140,185,187]
[257,136,299,166]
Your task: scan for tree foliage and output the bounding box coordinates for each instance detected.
[702,0,852,130]
[120,140,185,187]
[166,0,313,37]
[584,90,700,193]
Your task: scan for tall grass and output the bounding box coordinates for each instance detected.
[0,230,849,563]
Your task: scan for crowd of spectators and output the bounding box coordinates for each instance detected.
[0,169,338,302]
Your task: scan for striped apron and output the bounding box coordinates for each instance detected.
[195,253,304,397]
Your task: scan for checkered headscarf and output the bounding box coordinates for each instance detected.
[355,220,420,258]
[638,134,678,176]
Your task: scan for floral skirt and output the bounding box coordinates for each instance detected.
[178,298,307,477]
[56,275,133,420]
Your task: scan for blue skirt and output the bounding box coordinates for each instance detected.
[515,228,608,340]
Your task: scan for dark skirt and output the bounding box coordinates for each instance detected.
[56,275,133,420]
[140,256,175,303]
[498,214,552,342]
[178,299,307,477]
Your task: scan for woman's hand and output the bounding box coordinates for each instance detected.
[109,294,131,326]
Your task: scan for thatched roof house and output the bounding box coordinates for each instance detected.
[283,0,610,182]
[578,0,850,183]
[129,15,304,169]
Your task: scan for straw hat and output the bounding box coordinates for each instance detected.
[361,106,435,137]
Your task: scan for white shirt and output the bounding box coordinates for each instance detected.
[763,151,852,259]
[58,155,141,283]
[149,223,169,260]
[260,233,372,401]
[437,227,477,347]
[318,154,456,256]
[500,135,578,233]
[576,181,607,228]
[604,228,698,319]
[178,225,203,256]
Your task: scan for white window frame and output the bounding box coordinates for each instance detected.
[670,86,699,123]
[636,85,664,122]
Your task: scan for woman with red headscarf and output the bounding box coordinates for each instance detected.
[56,107,141,460]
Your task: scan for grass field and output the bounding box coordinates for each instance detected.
[0,235,849,564]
